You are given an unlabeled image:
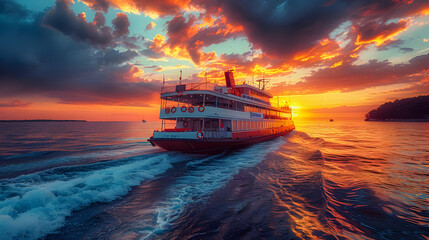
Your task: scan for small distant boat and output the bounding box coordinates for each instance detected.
[142,120,147,123]
[330,119,334,122]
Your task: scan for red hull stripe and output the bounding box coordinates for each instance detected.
[148,128,294,153]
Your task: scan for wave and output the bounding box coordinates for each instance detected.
[0,152,186,240]
[142,138,286,239]
[0,143,157,179]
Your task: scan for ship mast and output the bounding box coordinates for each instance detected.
[256,73,270,90]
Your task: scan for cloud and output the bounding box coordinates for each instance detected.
[0,0,29,19]
[399,47,414,53]
[95,49,139,65]
[0,1,161,107]
[42,0,134,48]
[354,19,409,46]
[193,0,429,61]
[78,0,110,13]
[145,21,156,30]
[0,99,32,107]
[80,0,192,16]
[273,53,429,95]
[93,11,106,27]
[141,13,243,66]
[3,0,429,109]
[154,64,191,72]
[112,12,130,37]
[42,0,113,47]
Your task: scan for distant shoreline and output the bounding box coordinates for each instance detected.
[0,120,87,122]
[365,119,429,122]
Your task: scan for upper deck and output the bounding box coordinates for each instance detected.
[158,70,291,121]
[161,82,217,94]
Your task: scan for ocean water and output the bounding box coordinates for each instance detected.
[0,121,428,240]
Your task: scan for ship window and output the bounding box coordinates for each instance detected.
[232,120,237,131]
[204,94,216,107]
[173,94,204,106]
[237,102,245,111]
[212,119,219,129]
[204,120,210,129]
[218,98,229,109]
[231,100,236,110]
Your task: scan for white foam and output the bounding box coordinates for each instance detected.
[0,144,153,176]
[0,153,178,240]
[143,138,285,238]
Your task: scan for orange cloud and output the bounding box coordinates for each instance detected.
[330,61,343,68]
[293,39,343,67]
[354,19,409,46]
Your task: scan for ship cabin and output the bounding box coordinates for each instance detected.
[154,70,294,140]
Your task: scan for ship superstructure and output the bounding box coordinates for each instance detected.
[148,70,294,152]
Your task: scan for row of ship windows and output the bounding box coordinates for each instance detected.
[232,120,288,131]
[162,94,290,119]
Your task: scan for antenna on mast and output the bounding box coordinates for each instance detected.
[205,69,208,84]
[256,72,270,90]
[162,74,165,87]
[179,70,182,84]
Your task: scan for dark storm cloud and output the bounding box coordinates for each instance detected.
[96,49,138,65]
[193,0,429,59]
[196,0,350,57]
[42,0,133,48]
[43,0,114,47]
[0,1,160,106]
[112,13,130,38]
[93,11,106,28]
[0,0,29,19]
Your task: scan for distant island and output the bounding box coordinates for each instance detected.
[365,95,429,122]
[0,120,87,122]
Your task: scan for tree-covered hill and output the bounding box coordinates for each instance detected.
[365,95,429,121]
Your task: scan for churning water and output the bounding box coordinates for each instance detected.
[0,121,427,239]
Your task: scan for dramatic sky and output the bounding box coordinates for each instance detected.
[1,0,428,121]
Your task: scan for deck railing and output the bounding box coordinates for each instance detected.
[161,83,218,93]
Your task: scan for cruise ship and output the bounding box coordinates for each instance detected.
[148,70,295,152]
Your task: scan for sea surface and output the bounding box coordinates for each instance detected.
[0,121,428,240]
